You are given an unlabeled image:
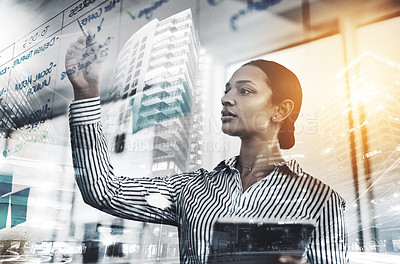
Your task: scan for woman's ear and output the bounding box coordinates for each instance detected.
[273,99,294,122]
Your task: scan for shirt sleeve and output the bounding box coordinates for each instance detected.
[69,97,200,226]
[305,191,349,264]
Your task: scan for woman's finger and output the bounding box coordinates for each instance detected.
[77,35,86,45]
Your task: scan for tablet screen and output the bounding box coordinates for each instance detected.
[208,219,315,264]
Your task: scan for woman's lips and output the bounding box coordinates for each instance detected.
[221,110,237,122]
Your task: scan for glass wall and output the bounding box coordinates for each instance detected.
[227,16,400,263]
[1,0,400,263]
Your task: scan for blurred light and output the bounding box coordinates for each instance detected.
[102,235,114,246]
[385,94,394,100]
[6,157,49,169]
[365,149,381,158]
[40,220,56,229]
[390,205,400,212]
[0,156,6,166]
[323,147,332,154]
[341,107,351,115]
[98,226,112,233]
[146,193,171,209]
[285,154,305,158]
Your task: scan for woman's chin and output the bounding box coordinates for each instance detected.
[221,124,240,136]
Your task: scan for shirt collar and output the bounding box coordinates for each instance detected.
[213,156,303,177]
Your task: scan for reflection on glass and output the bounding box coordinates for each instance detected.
[1,1,400,263]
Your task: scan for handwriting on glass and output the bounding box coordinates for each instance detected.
[14,62,56,96]
[25,119,46,132]
[22,26,49,49]
[104,0,120,12]
[0,66,9,76]
[69,0,96,18]
[0,87,5,104]
[80,7,103,26]
[127,0,169,20]
[2,132,48,158]
[13,99,51,128]
[230,0,282,30]
[97,18,104,31]
[60,36,112,80]
[206,0,282,31]
[13,36,58,68]
[207,0,224,6]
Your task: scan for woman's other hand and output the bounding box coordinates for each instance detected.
[279,255,309,264]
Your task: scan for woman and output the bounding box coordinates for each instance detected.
[66,34,348,263]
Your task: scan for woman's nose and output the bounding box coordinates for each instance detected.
[221,91,235,106]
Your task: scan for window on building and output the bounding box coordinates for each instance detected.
[131,79,138,88]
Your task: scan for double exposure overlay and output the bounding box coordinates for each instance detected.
[1,0,400,263]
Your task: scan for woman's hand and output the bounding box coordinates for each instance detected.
[279,255,309,264]
[65,30,102,100]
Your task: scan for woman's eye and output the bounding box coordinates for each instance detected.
[240,88,251,94]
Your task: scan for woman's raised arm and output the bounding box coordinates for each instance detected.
[66,32,197,226]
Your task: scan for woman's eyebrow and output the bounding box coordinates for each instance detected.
[225,80,257,89]
[235,80,257,86]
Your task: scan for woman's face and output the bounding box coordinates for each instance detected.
[221,65,277,138]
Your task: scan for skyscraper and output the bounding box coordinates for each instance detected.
[100,9,204,261]
[103,8,202,177]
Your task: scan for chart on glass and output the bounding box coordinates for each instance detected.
[1,0,400,263]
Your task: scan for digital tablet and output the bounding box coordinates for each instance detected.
[208,218,316,264]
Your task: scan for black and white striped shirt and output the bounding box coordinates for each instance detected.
[69,97,348,263]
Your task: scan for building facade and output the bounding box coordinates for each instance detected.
[318,52,400,252]
[104,8,202,176]
[101,9,205,261]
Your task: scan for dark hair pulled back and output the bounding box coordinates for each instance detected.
[243,60,303,149]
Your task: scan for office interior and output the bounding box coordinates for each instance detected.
[1,0,400,263]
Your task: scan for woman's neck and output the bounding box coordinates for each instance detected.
[236,136,284,193]
[238,137,284,168]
